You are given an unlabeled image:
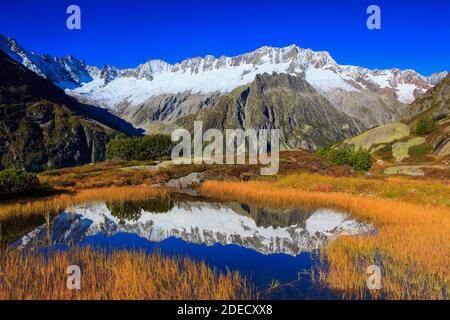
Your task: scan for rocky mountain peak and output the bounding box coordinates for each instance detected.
[428,71,449,85]
[2,34,448,136]
[99,65,119,85]
[0,34,93,89]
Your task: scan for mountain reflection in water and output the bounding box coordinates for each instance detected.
[10,199,374,298]
[12,199,373,256]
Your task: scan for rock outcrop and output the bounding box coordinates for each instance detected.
[174,73,363,150]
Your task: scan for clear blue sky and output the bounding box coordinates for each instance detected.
[0,0,448,75]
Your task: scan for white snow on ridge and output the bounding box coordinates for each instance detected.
[367,73,391,88]
[1,33,442,110]
[305,68,357,93]
[73,60,357,110]
[70,45,367,110]
[71,47,434,110]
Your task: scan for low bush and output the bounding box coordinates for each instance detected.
[0,168,40,195]
[415,118,436,135]
[106,134,173,161]
[317,146,372,171]
[409,144,433,157]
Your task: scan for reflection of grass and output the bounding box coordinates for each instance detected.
[0,214,45,245]
[200,180,450,300]
[0,247,253,300]
[269,279,281,290]
[0,186,169,222]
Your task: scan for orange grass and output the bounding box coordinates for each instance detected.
[0,186,169,222]
[0,247,253,300]
[200,180,450,300]
[277,173,450,207]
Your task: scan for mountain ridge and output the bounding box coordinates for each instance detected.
[2,33,448,152]
[173,73,363,150]
[0,48,141,172]
[1,34,445,107]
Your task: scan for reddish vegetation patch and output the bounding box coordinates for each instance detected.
[278,150,354,177]
[312,184,335,193]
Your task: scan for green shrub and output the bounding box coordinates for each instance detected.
[106,134,173,161]
[0,168,40,195]
[409,145,433,157]
[375,145,393,158]
[316,145,372,171]
[415,118,436,135]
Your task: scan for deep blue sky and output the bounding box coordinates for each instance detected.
[0,0,448,75]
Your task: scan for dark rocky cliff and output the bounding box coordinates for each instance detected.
[176,73,363,150]
[0,49,141,172]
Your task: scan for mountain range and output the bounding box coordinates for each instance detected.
[0,48,142,172]
[0,33,448,168]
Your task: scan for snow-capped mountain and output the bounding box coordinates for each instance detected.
[0,34,93,89]
[1,34,443,106]
[71,44,436,108]
[12,202,374,256]
[1,34,447,137]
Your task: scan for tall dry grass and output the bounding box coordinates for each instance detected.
[200,180,450,300]
[0,247,253,300]
[278,173,450,207]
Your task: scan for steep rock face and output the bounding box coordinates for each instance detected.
[175,73,363,150]
[0,102,111,172]
[427,72,449,86]
[0,49,139,172]
[117,91,221,131]
[323,88,405,128]
[405,74,450,121]
[99,65,119,86]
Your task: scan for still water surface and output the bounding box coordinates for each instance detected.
[12,199,374,299]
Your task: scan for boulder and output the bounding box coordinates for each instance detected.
[165,172,206,189]
[384,166,425,177]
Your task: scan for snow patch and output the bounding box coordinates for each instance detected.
[396,83,418,104]
[305,68,357,93]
